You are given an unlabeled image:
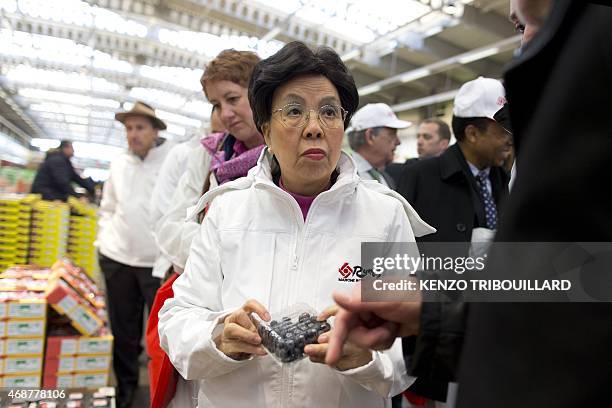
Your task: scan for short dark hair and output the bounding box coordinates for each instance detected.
[249,41,359,134]
[59,140,72,149]
[422,118,451,141]
[451,116,490,142]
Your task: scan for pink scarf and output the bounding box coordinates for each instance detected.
[201,132,265,184]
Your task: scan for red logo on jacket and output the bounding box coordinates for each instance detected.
[338,262,353,279]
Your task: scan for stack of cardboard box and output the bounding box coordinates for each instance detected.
[0,293,47,388]
[67,197,98,280]
[43,332,113,389]
[29,201,70,267]
[0,195,37,271]
[0,261,113,390]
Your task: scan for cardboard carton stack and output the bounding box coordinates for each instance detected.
[0,285,48,388]
[67,197,98,279]
[0,261,113,390]
[29,201,70,268]
[43,332,113,389]
[44,260,111,388]
[0,195,37,271]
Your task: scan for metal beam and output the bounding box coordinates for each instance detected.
[357,35,520,96]
[461,4,515,39]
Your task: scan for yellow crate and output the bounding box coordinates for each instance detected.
[2,338,45,356]
[1,373,41,388]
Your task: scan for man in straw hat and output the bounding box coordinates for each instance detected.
[97,101,173,408]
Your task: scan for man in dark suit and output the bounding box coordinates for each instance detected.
[392,77,511,403]
[397,77,511,244]
[386,118,451,187]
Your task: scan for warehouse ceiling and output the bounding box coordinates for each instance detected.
[0,0,519,163]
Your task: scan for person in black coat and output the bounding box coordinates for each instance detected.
[394,77,511,402]
[458,1,612,407]
[31,140,95,201]
[398,78,511,244]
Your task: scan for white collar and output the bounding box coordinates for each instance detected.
[467,161,490,178]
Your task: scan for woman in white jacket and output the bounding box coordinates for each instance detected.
[158,41,435,407]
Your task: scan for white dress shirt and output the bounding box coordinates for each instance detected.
[351,151,391,188]
[97,139,173,267]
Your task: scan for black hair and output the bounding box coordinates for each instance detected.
[248,41,359,134]
[59,140,72,149]
[451,116,490,142]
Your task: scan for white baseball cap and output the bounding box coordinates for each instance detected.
[348,103,411,132]
[453,77,507,120]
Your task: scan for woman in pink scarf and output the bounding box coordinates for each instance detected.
[148,49,265,408]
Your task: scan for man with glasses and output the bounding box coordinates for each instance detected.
[346,103,410,189]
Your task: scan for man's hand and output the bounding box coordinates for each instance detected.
[304,305,372,371]
[325,283,422,366]
[214,299,270,360]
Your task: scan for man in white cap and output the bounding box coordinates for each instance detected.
[346,103,411,188]
[98,101,173,408]
[398,77,512,243]
[329,78,512,406]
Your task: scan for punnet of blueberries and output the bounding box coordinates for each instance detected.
[253,311,332,363]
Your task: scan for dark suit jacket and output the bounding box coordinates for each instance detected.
[458,2,612,407]
[397,144,509,243]
[31,151,95,201]
[385,158,419,188]
[396,144,509,401]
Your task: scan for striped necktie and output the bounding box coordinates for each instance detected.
[475,170,497,229]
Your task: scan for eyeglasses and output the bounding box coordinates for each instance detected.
[272,103,347,129]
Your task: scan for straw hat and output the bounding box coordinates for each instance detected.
[115,101,167,130]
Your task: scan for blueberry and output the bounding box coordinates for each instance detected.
[305,328,318,342]
[318,322,331,333]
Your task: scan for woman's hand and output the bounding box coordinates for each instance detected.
[214,299,270,361]
[303,305,373,371]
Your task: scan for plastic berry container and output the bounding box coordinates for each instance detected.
[251,303,332,364]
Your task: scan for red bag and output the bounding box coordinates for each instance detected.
[146,272,180,408]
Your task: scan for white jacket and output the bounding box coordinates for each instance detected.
[150,136,201,277]
[158,150,435,408]
[97,140,173,267]
[154,144,213,270]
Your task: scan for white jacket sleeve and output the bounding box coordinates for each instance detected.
[158,198,249,380]
[149,144,184,229]
[155,147,211,269]
[335,200,418,397]
[97,165,116,240]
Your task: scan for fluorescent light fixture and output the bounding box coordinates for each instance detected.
[73,141,124,162]
[341,49,360,62]
[156,110,202,128]
[358,84,382,96]
[400,67,431,83]
[391,89,458,112]
[31,138,60,152]
[458,47,499,64]
[19,88,120,109]
[260,27,281,42]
